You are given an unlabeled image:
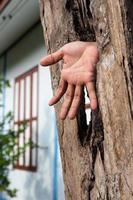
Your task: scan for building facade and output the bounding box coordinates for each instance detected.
[0,1,64,200]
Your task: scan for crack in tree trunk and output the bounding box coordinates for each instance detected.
[39,0,133,199]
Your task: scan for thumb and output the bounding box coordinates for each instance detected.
[40,48,63,66]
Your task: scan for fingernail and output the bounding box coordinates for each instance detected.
[59,113,65,120]
[40,58,47,66]
[68,113,74,119]
[40,58,43,65]
[48,100,53,106]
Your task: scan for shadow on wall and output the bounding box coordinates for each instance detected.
[23,106,54,200]
[24,148,51,200]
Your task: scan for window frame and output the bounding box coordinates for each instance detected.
[13,66,39,172]
[0,0,11,13]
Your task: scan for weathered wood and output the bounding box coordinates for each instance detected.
[39,0,133,199]
[90,0,133,199]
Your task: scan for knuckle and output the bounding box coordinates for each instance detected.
[89,91,95,98]
[65,92,72,100]
[90,93,96,99]
[61,105,67,110]
[50,54,55,63]
[54,94,59,99]
[86,73,94,82]
[71,105,77,110]
[88,86,94,93]
[74,93,80,100]
[58,84,63,91]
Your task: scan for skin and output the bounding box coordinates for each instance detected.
[40,41,99,120]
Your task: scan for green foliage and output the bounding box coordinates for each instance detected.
[0,78,28,198]
[0,77,10,93]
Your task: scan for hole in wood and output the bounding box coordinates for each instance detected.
[84,88,91,125]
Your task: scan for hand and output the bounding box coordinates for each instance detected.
[40,41,99,120]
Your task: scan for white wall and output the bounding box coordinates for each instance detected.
[0,56,4,73]
[2,23,64,200]
[0,56,4,121]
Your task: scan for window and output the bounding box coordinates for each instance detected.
[0,0,10,13]
[0,82,3,122]
[14,66,38,172]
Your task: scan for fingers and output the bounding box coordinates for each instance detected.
[49,79,67,106]
[49,81,97,120]
[60,85,75,120]
[68,86,82,119]
[40,48,63,66]
[86,82,97,110]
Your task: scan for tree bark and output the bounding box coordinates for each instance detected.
[39,0,133,199]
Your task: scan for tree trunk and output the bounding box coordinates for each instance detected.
[39,0,133,199]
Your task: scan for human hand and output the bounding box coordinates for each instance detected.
[40,41,99,120]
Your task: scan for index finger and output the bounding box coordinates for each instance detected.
[40,48,63,66]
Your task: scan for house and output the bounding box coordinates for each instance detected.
[0,0,64,199]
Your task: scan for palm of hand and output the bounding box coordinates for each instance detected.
[40,41,99,120]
